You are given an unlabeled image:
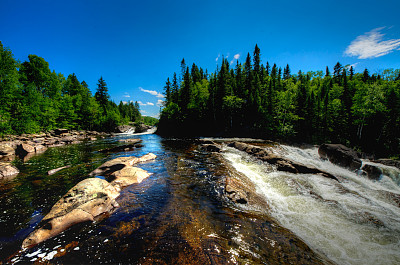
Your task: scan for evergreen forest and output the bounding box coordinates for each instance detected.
[158,45,400,157]
[0,42,142,134]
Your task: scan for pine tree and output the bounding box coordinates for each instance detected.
[95,76,110,113]
[253,44,261,74]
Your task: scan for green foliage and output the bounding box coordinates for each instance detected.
[0,42,142,135]
[158,44,400,156]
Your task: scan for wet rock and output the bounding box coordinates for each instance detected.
[21,178,120,249]
[16,143,35,156]
[199,143,221,153]
[118,138,142,144]
[0,143,15,161]
[22,153,157,249]
[225,177,249,204]
[47,165,71,175]
[361,164,383,180]
[99,139,142,153]
[110,167,151,188]
[229,142,339,181]
[54,128,69,135]
[135,123,152,133]
[372,159,400,170]
[0,162,19,179]
[115,125,134,133]
[34,144,47,153]
[318,143,362,171]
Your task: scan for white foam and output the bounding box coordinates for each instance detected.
[223,145,400,265]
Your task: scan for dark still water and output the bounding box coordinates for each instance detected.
[1,133,399,264]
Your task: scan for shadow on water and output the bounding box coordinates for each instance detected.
[1,134,329,264]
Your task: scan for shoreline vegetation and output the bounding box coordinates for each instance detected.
[0,41,158,137]
[157,44,400,158]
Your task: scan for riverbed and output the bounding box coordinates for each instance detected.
[0,133,399,264]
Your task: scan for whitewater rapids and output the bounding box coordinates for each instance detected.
[223,144,400,265]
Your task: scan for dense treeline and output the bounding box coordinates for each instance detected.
[158,45,400,157]
[0,42,142,134]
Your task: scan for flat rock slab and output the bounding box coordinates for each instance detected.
[22,153,157,249]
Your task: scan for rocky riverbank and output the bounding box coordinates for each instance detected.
[0,129,112,180]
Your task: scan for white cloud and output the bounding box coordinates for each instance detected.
[156,99,164,107]
[123,93,130,98]
[234,54,240,60]
[215,54,220,62]
[140,87,164,98]
[344,27,400,59]
[138,101,155,106]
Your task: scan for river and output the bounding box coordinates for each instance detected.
[0,133,399,264]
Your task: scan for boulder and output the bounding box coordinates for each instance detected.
[21,178,120,249]
[199,144,222,153]
[22,153,157,249]
[115,125,134,133]
[0,143,15,161]
[135,123,151,133]
[225,177,249,204]
[229,142,339,181]
[34,144,47,153]
[88,153,156,177]
[0,162,19,179]
[54,129,69,135]
[318,143,362,171]
[361,164,383,180]
[16,143,35,157]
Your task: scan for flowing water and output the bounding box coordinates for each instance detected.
[224,144,400,265]
[0,134,399,264]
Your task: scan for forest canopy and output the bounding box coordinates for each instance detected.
[0,41,145,134]
[158,45,400,157]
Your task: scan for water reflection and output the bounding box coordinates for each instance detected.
[1,135,328,264]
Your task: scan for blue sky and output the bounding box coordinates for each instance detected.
[1,0,400,118]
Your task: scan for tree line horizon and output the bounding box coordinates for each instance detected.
[158,44,400,157]
[0,41,159,135]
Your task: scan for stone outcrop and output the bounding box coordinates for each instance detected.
[115,125,134,133]
[229,142,339,181]
[318,143,362,171]
[22,153,156,249]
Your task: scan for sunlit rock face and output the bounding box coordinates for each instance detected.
[22,153,156,249]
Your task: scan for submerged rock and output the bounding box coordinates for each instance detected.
[99,139,143,153]
[47,165,71,175]
[318,143,362,171]
[22,153,156,249]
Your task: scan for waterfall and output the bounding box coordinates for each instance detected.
[223,144,400,265]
